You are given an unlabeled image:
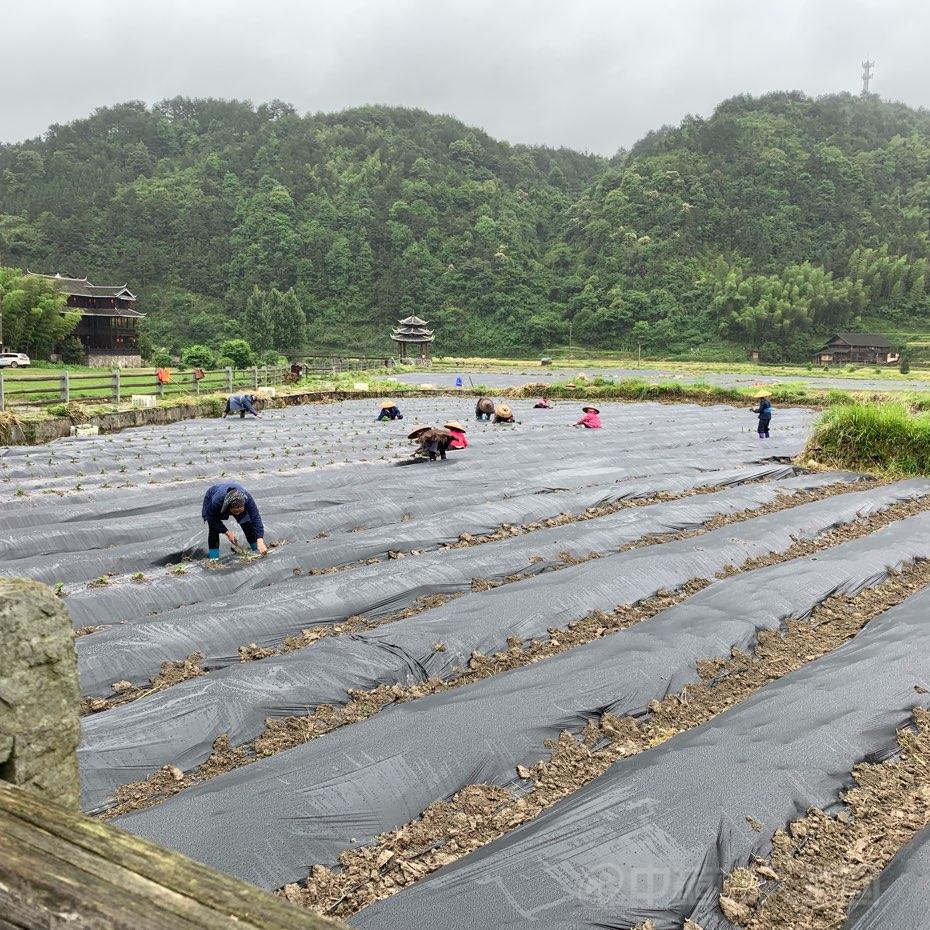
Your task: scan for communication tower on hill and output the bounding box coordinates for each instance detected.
[861,59,875,95]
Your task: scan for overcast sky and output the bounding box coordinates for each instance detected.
[3,0,928,154]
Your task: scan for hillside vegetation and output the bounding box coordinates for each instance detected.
[2,92,930,359]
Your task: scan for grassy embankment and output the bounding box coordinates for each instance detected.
[806,402,930,476]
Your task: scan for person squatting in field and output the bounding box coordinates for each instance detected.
[444,421,468,449]
[223,393,261,418]
[751,391,773,438]
[201,483,267,559]
[575,405,602,428]
[493,404,515,424]
[376,400,404,420]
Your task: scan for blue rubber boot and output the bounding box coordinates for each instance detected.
[250,543,259,552]
[208,548,220,560]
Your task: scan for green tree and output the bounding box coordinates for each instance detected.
[242,286,273,352]
[0,268,79,359]
[269,288,306,352]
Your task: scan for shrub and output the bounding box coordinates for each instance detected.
[219,339,254,368]
[181,344,216,368]
[808,402,930,475]
[149,347,173,367]
[258,349,287,366]
[900,352,911,374]
[215,355,235,370]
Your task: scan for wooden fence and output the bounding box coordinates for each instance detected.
[0,366,288,410]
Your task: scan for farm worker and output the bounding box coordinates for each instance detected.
[534,397,553,409]
[475,397,495,421]
[377,400,404,421]
[408,425,453,461]
[201,483,267,560]
[290,361,304,379]
[751,390,773,438]
[575,406,602,429]
[493,404,515,424]
[443,421,468,449]
[223,393,261,419]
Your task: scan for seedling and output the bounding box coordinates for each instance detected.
[131,572,147,583]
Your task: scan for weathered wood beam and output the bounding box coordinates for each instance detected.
[0,781,345,930]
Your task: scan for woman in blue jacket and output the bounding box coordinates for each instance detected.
[201,483,267,559]
[751,390,773,438]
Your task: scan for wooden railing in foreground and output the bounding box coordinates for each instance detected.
[0,782,344,930]
[0,576,344,930]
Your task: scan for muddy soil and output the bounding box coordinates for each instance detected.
[721,708,930,930]
[276,557,930,920]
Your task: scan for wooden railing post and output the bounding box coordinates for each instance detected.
[112,368,120,405]
[0,367,4,411]
[252,366,259,390]
[225,367,233,394]
[60,370,69,403]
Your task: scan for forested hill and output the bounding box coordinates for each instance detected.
[2,92,930,359]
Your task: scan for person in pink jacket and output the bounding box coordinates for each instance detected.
[574,405,602,429]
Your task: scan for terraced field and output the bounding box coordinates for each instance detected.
[3,396,930,930]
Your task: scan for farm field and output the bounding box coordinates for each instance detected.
[400,365,930,392]
[3,396,930,930]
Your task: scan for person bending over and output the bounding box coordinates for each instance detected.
[377,400,404,421]
[223,393,261,419]
[201,483,267,560]
[475,397,495,421]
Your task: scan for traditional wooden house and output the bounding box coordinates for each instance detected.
[811,333,899,366]
[390,315,434,361]
[31,273,144,367]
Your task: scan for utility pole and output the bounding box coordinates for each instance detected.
[861,59,874,96]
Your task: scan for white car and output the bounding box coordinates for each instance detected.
[0,352,31,368]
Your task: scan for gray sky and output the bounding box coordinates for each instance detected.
[3,0,928,154]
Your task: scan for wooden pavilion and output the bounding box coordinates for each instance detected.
[390,314,435,361]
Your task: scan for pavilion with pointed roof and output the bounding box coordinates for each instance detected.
[390,314,435,361]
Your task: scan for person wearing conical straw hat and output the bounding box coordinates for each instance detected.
[376,399,404,421]
[475,396,495,421]
[443,420,468,449]
[574,405,602,429]
[493,403,515,424]
[408,425,453,461]
[751,389,773,438]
